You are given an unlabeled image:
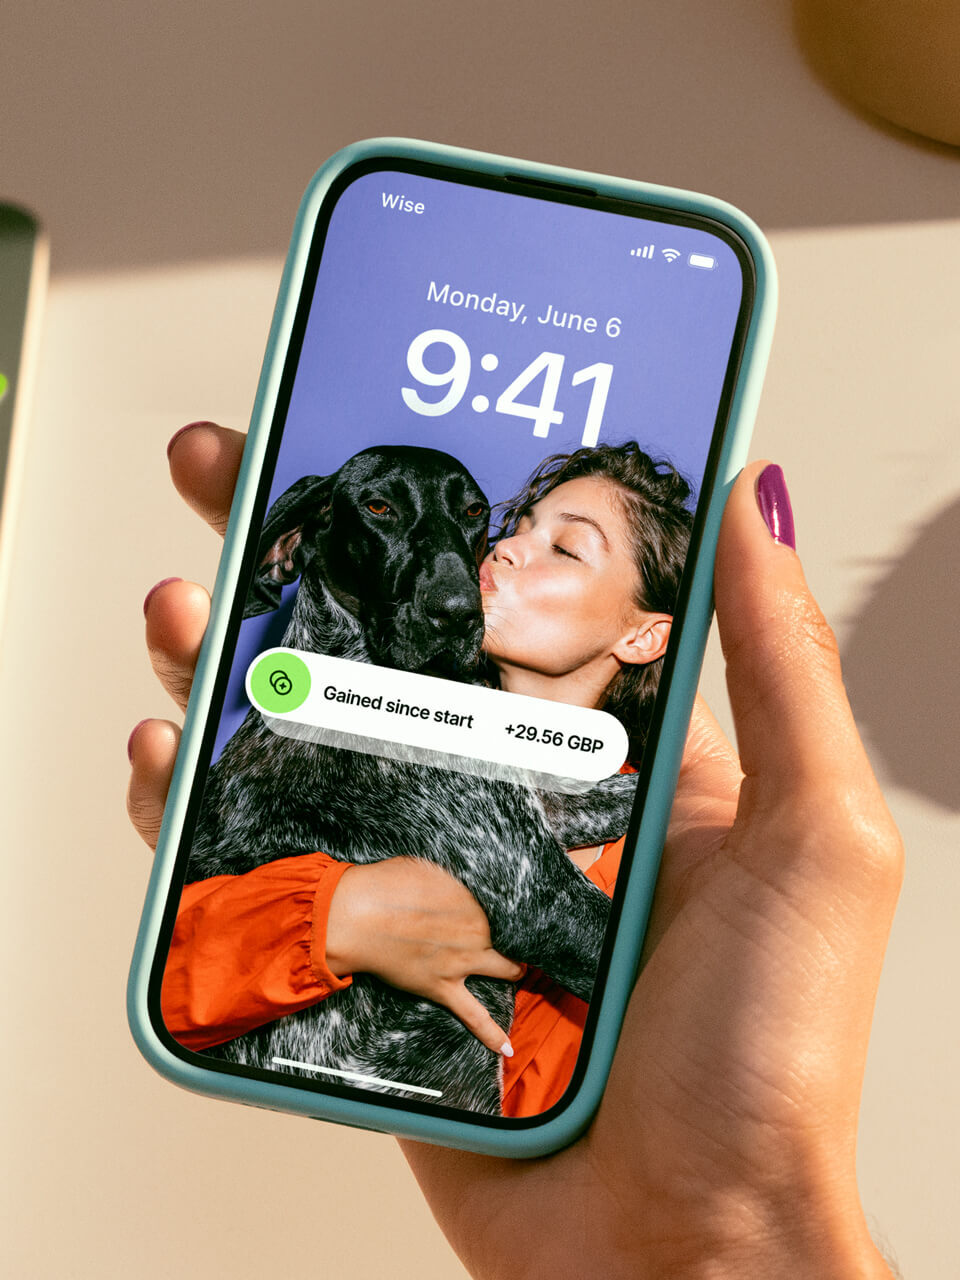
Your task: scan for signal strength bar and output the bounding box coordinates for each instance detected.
[630,244,655,258]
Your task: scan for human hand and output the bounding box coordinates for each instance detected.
[326,856,523,1056]
[405,462,902,1279]
[129,425,901,1279]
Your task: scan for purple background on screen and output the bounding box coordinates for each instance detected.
[213,170,744,758]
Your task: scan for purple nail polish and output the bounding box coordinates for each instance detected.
[127,720,150,763]
[167,421,213,459]
[756,464,796,549]
[143,576,182,616]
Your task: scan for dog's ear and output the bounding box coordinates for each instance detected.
[244,474,333,617]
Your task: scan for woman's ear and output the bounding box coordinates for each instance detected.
[613,614,672,666]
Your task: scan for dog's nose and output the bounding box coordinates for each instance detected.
[424,584,481,631]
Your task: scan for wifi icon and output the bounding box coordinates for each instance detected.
[661,248,681,263]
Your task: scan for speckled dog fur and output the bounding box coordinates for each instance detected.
[187,446,636,1115]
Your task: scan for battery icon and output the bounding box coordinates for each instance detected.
[688,253,717,270]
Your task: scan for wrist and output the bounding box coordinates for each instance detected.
[689,1223,891,1280]
[642,1184,893,1280]
[323,864,370,978]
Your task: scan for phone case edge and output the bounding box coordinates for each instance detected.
[127,137,778,1159]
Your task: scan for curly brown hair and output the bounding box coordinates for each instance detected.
[493,441,694,760]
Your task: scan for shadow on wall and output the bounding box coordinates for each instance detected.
[841,495,960,812]
[1,0,958,275]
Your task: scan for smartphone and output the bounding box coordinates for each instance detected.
[0,204,48,647]
[128,139,776,1157]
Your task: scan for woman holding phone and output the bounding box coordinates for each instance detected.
[129,422,903,1278]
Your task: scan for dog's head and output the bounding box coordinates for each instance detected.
[246,445,489,676]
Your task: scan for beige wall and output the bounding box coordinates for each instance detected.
[2,4,957,1277]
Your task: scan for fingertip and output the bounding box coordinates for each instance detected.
[755,462,796,550]
[142,576,184,618]
[715,461,809,653]
[167,422,245,537]
[728,458,794,540]
[144,577,210,648]
[447,985,515,1057]
[167,421,222,495]
[167,420,219,460]
[127,718,180,771]
[127,719,181,851]
[127,719,150,763]
[716,463,863,791]
[481,1025,513,1057]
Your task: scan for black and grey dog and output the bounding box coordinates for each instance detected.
[187,445,637,1114]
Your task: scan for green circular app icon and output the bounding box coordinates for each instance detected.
[250,651,311,714]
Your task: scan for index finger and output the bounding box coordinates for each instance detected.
[440,981,514,1058]
[168,422,246,537]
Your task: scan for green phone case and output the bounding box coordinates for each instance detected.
[0,204,48,640]
[128,138,777,1158]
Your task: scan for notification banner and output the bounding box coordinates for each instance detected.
[246,648,628,784]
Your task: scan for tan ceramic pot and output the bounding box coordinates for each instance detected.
[795,0,960,146]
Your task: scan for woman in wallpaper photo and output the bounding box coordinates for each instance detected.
[159,439,694,1117]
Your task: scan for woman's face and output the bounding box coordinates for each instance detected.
[480,476,669,692]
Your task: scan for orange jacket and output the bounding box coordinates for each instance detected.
[161,839,625,1118]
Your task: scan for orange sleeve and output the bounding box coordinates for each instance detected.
[161,852,354,1051]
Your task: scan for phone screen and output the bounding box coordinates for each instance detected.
[155,159,752,1125]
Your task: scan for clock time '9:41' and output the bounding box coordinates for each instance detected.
[401,328,614,447]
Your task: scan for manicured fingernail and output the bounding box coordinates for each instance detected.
[500,1040,514,1058]
[127,720,150,762]
[143,576,182,616]
[756,464,796,549]
[167,421,213,458]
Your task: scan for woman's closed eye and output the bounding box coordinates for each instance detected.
[552,543,580,560]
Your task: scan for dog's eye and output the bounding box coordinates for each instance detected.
[366,501,391,516]
[465,503,486,518]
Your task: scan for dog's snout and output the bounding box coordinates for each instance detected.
[424,581,480,630]
[420,551,483,634]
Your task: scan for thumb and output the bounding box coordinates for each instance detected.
[715,461,872,800]
[713,460,902,1007]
